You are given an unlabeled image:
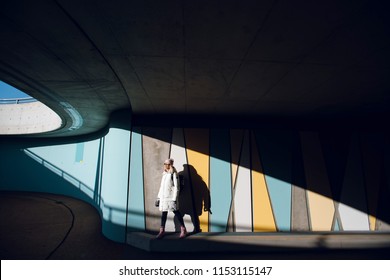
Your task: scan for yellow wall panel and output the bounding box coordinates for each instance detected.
[185,129,210,232]
[252,170,277,231]
[300,132,335,231]
[251,132,276,232]
[306,191,335,231]
[369,215,376,231]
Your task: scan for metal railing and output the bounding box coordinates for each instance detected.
[0,97,37,104]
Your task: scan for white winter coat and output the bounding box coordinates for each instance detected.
[157,171,179,211]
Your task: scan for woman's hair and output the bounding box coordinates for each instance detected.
[164,158,176,173]
[164,158,174,165]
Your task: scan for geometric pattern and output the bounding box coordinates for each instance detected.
[138,127,390,232]
[23,126,390,236]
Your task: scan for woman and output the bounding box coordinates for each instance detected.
[155,158,187,239]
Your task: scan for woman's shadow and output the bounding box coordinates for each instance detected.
[175,164,211,234]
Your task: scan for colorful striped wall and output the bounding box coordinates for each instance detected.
[135,127,390,233]
[17,125,390,242]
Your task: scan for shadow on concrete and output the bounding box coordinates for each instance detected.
[127,231,390,260]
[2,191,390,260]
[175,164,211,233]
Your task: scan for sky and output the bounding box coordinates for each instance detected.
[0,81,31,99]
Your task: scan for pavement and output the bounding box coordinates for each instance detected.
[1,191,390,260]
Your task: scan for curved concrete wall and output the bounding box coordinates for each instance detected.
[0,102,62,134]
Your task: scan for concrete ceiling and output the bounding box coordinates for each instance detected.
[0,0,389,137]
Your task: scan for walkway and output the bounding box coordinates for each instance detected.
[1,191,389,260]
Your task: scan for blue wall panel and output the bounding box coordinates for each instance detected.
[101,128,131,241]
[210,129,232,232]
[127,128,145,231]
[264,175,291,231]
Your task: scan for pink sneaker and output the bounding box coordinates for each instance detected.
[179,226,187,239]
[155,227,165,239]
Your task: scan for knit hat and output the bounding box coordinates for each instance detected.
[164,158,174,165]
